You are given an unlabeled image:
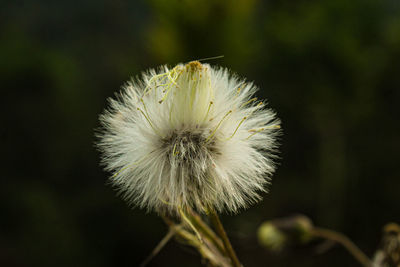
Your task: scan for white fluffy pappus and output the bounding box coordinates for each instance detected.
[98,61,280,215]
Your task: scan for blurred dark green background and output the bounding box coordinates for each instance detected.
[1,0,400,266]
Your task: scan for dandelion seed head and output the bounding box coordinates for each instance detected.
[97,61,281,215]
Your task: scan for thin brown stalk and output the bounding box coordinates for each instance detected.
[162,215,230,267]
[208,209,242,267]
[140,228,175,267]
[311,227,372,267]
[187,210,226,255]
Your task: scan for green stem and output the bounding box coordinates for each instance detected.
[208,209,242,267]
[188,210,226,255]
[161,216,230,267]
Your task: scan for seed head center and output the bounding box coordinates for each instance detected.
[162,129,219,170]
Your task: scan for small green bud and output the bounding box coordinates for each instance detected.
[257,222,287,252]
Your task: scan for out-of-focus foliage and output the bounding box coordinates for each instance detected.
[1,0,400,266]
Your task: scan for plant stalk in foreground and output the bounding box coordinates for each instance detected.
[208,209,242,267]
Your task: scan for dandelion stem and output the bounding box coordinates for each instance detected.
[179,207,203,243]
[187,210,226,255]
[140,228,176,267]
[311,227,372,267]
[208,209,242,267]
[161,215,230,267]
